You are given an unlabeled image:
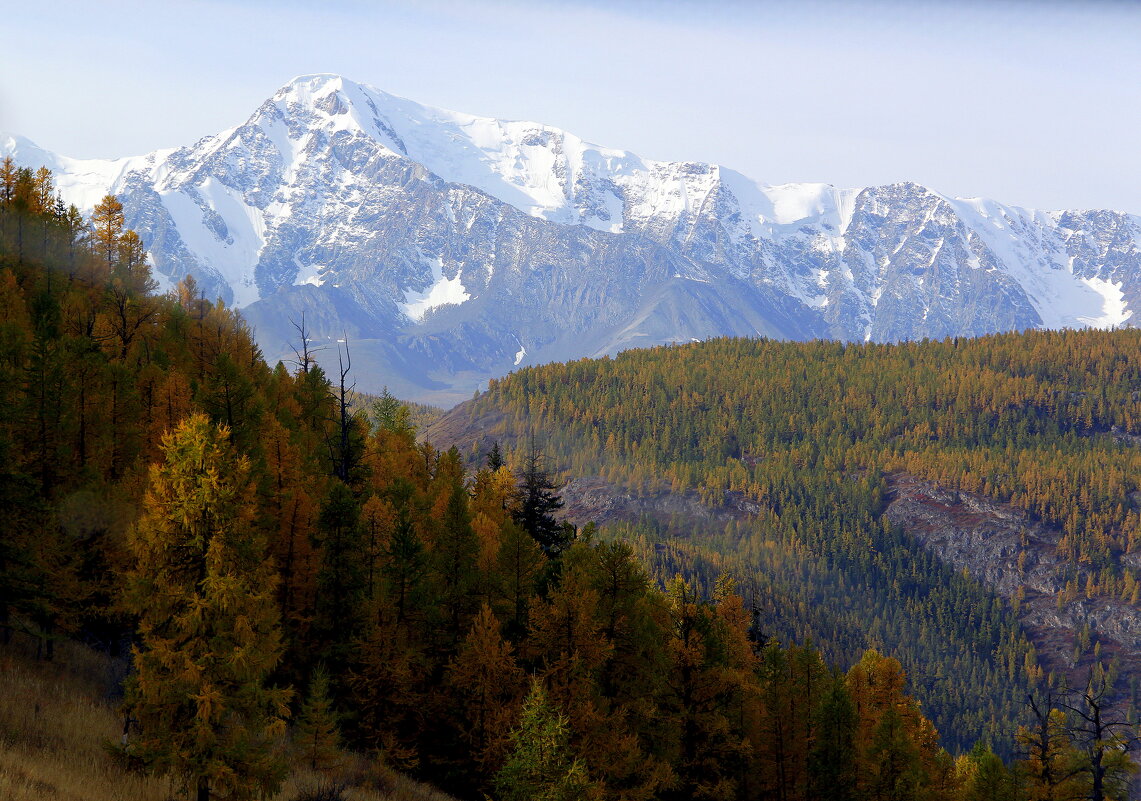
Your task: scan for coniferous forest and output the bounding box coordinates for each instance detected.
[2,161,1141,801]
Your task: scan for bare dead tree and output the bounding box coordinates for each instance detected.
[1017,690,1086,801]
[328,334,363,484]
[289,313,326,375]
[1058,672,1141,801]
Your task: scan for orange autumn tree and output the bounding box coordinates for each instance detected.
[846,649,960,801]
[447,602,526,788]
[90,194,124,271]
[124,413,290,801]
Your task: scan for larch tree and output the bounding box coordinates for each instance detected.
[0,157,16,206]
[0,269,33,645]
[91,194,124,271]
[431,472,480,648]
[447,602,525,785]
[293,666,343,775]
[124,413,290,801]
[1017,694,1084,801]
[663,575,748,801]
[494,679,597,801]
[378,479,428,630]
[494,518,545,639]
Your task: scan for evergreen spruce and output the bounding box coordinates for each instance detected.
[512,438,568,557]
[486,441,504,471]
[808,673,858,801]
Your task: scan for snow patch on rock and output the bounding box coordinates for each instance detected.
[401,258,470,321]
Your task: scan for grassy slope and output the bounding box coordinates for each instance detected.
[0,634,456,801]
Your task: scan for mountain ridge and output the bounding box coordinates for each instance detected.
[5,74,1139,403]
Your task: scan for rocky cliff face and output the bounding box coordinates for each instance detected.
[539,465,1141,692]
[6,74,1139,402]
[885,474,1141,685]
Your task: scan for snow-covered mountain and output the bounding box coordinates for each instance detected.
[5,74,1139,403]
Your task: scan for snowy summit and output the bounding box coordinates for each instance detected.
[4,74,1139,403]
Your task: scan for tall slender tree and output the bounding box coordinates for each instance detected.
[91,194,124,271]
[808,673,859,801]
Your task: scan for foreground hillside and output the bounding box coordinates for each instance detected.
[0,636,457,801]
[429,330,1141,756]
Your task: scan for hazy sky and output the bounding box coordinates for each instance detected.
[3,0,1139,213]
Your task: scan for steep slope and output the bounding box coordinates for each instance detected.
[884,473,1141,685]
[426,330,1141,752]
[5,74,1140,402]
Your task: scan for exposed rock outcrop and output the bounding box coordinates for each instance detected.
[886,474,1141,683]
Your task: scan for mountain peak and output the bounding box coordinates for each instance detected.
[268,73,372,116]
[1,133,55,165]
[3,75,1138,405]
[277,73,350,97]
[245,73,394,152]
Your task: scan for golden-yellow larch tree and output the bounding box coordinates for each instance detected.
[91,194,124,271]
[448,602,525,786]
[124,413,290,801]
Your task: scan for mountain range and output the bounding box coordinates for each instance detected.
[4,74,1139,403]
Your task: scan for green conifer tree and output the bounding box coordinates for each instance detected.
[512,438,568,557]
[312,479,366,670]
[494,679,595,801]
[294,666,343,775]
[808,673,858,801]
[964,741,1016,801]
[868,706,922,801]
[486,441,504,471]
[371,386,412,435]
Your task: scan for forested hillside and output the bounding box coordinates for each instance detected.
[431,329,1141,773]
[3,160,1138,801]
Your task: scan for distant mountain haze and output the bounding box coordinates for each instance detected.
[4,74,1138,404]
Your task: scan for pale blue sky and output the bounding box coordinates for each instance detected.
[3,0,1139,213]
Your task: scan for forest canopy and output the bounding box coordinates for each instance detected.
[2,160,1139,801]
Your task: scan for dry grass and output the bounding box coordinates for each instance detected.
[280,766,461,801]
[0,633,458,801]
[0,635,170,801]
